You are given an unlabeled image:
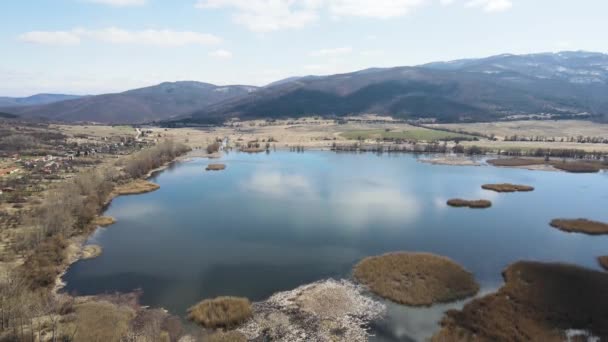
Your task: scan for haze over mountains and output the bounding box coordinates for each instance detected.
[3,51,608,124]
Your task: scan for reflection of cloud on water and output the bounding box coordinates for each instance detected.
[434,197,448,211]
[329,182,421,227]
[241,171,317,198]
[242,170,420,229]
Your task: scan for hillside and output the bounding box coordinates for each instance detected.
[0,94,83,107]
[5,82,258,124]
[181,51,608,124]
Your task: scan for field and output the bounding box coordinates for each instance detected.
[340,128,472,141]
[431,120,608,140]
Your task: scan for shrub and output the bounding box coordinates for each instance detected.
[207,142,221,154]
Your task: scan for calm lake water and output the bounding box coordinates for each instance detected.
[63,151,608,341]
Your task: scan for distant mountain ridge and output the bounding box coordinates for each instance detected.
[0,94,84,107]
[3,82,258,124]
[182,51,608,124]
[3,51,608,124]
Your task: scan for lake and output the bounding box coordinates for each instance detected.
[63,151,608,341]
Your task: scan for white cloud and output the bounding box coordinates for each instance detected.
[209,49,233,58]
[328,0,427,19]
[85,0,146,6]
[465,0,512,12]
[309,46,352,57]
[195,0,429,31]
[18,28,221,46]
[18,31,81,45]
[196,0,320,32]
[360,49,385,57]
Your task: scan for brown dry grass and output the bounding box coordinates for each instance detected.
[481,183,535,193]
[113,180,160,196]
[353,252,479,306]
[431,261,608,341]
[187,296,252,329]
[598,256,608,271]
[92,216,116,227]
[206,163,226,171]
[550,219,608,235]
[71,301,135,342]
[447,199,492,209]
[207,331,247,342]
[487,158,546,167]
[550,161,601,173]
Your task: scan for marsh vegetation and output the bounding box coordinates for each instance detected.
[353,252,479,306]
[481,183,534,193]
[598,256,608,271]
[432,261,608,341]
[488,158,606,173]
[187,296,252,329]
[447,199,492,209]
[550,219,608,235]
[206,163,226,171]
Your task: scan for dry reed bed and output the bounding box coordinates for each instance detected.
[550,219,608,235]
[432,261,608,341]
[487,158,605,173]
[238,279,385,342]
[187,296,252,329]
[81,245,102,260]
[353,252,479,306]
[447,199,492,209]
[206,163,226,171]
[112,179,160,196]
[598,256,608,271]
[482,183,535,193]
[91,216,116,227]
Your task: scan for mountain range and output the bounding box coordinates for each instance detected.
[2,51,608,124]
[0,94,84,108]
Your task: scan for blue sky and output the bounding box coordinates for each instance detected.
[2,0,607,96]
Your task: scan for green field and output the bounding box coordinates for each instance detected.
[340,128,473,142]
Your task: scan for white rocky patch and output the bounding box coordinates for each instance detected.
[237,279,385,342]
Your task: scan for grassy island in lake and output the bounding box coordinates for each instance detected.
[353,252,479,306]
[482,183,534,193]
[206,163,226,171]
[432,261,608,341]
[447,199,492,209]
[550,218,608,235]
[187,296,252,329]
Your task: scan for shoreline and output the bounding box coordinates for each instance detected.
[53,153,203,296]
